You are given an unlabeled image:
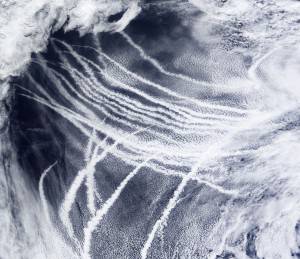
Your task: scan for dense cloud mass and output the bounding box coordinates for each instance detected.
[0,0,140,80]
[2,0,300,81]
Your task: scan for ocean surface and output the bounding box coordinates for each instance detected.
[2,0,300,258]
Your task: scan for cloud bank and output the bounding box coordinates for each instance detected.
[0,0,140,80]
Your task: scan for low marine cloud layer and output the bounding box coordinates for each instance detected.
[190,0,300,54]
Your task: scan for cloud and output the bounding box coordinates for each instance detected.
[0,0,141,80]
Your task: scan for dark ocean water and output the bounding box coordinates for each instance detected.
[3,1,300,259]
[9,4,239,258]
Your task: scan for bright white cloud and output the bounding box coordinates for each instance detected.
[0,0,140,80]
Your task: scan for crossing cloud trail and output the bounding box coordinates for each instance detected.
[2,0,300,258]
